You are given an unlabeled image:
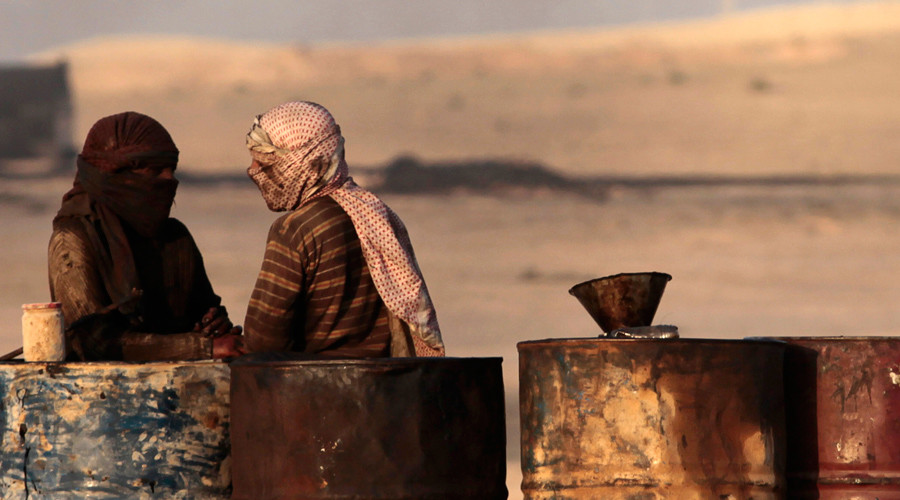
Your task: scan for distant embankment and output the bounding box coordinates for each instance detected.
[9,156,900,204]
[369,157,900,199]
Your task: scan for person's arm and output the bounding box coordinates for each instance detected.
[49,222,111,343]
[171,220,246,359]
[71,310,238,361]
[243,218,305,352]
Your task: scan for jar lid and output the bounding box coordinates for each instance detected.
[22,302,62,310]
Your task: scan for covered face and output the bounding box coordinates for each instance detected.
[74,111,180,237]
[245,101,348,211]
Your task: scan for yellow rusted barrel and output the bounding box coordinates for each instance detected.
[518,338,787,499]
[0,361,231,499]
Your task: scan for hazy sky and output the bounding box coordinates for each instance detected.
[0,0,862,62]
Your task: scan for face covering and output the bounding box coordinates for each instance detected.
[75,157,178,238]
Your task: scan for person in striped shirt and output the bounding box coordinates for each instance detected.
[242,101,445,358]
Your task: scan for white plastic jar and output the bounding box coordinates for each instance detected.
[22,302,65,362]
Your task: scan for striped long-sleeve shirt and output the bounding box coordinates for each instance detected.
[243,197,391,357]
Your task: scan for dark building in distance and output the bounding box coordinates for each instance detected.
[0,61,73,176]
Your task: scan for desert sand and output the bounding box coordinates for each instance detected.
[5,2,900,496]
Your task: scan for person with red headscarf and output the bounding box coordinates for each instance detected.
[48,111,246,361]
[243,101,445,358]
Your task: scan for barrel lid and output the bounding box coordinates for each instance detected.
[517,336,788,349]
[22,302,62,310]
[751,335,900,343]
[230,352,502,368]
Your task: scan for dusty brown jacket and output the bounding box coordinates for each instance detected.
[48,217,220,361]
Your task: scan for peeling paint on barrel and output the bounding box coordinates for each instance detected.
[775,336,900,499]
[0,361,231,499]
[518,338,787,499]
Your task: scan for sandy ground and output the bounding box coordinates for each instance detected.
[5,2,900,497]
[5,175,900,496]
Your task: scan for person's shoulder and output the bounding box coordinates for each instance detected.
[282,197,347,230]
[48,217,94,266]
[269,197,350,243]
[297,196,344,218]
[162,217,190,236]
[52,216,87,236]
[50,216,90,250]
[158,218,198,246]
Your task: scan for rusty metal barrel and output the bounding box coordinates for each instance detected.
[519,338,787,499]
[773,336,900,499]
[229,354,507,500]
[0,360,231,499]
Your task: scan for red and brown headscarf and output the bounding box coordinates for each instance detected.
[246,102,445,356]
[55,111,180,316]
[60,111,180,236]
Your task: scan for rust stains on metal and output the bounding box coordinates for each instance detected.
[568,272,672,334]
[230,354,508,500]
[777,336,900,499]
[518,337,786,499]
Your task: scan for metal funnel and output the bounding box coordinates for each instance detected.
[568,272,672,333]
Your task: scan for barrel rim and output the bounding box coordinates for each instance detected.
[750,335,900,342]
[517,336,787,349]
[229,355,504,368]
[0,360,231,367]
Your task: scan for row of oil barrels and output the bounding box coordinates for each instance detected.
[0,337,896,498]
[520,336,900,500]
[0,355,507,499]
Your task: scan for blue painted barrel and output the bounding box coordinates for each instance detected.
[0,361,231,499]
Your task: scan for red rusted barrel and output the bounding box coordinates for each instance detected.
[518,338,787,499]
[774,336,900,499]
[229,354,507,499]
